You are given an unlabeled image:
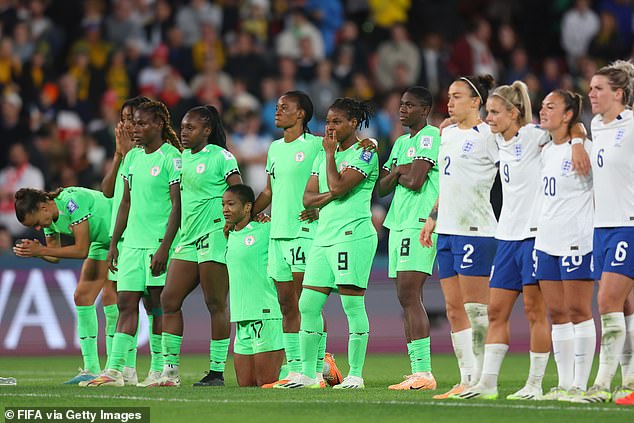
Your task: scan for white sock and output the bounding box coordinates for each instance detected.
[464,302,489,382]
[451,328,476,386]
[573,319,596,390]
[477,344,508,390]
[526,351,550,389]
[594,312,626,389]
[621,314,634,386]
[551,322,574,390]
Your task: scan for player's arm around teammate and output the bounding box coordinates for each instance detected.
[223,185,285,386]
[14,187,115,384]
[160,105,242,387]
[378,87,440,391]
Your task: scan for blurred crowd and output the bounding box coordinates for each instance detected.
[0,0,632,248]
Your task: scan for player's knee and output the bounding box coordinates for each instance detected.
[204,296,227,315]
[522,299,545,324]
[73,289,93,306]
[568,305,591,323]
[396,288,421,309]
[444,302,466,326]
[160,291,180,314]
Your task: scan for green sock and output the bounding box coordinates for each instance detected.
[412,337,431,372]
[209,338,230,372]
[341,295,369,378]
[407,342,415,374]
[125,317,141,370]
[103,304,119,369]
[76,305,100,374]
[279,364,289,380]
[150,333,163,372]
[316,332,327,374]
[283,332,301,373]
[299,289,327,379]
[162,332,182,368]
[110,332,134,372]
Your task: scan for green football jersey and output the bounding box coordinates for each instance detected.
[44,187,112,245]
[122,143,181,249]
[109,147,141,237]
[311,141,378,246]
[180,144,239,245]
[226,221,282,322]
[266,133,322,239]
[383,125,441,230]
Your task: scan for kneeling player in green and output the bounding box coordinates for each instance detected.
[87,101,182,387]
[223,184,284,386]
[13,187,116,384]
[160,105,242,387]
[277,98,378,389]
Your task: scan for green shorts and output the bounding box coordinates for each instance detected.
[173,231,227,264]
[268,237,313,282]
[388,229,437,278]
[303,235,378,290]
[233,319,283,355]
[117,246,173,292]
[88,241,109,261]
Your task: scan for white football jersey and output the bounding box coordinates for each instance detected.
[590,109,634,228]
[535,140,593,256]
[496,124,549,241]
[437,122,499,237]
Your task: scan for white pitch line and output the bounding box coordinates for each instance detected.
[0,392,631,413]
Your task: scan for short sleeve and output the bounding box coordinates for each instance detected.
[65,192,92,226]
[413,129,441,167]
[345,148,378,178]
[311,151,324,176]
[218,148,240,180]
[166,152,182,185]
[43,227,58,236]
[265,145,273,175]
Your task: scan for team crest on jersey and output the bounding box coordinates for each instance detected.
[295,151,305,162]
[420,136,433,149]
[615,128,625,146]
[173,158,182,171]
[406,147,416,158]
[359,150,374,163]
[338,161,349,172]
[461,140,474,155]
[66,199,79,214]
[222,150,235,160]
[196,163,206,174]
[150,166,161,176]
[561,159,573,175]
[244,235,255,246]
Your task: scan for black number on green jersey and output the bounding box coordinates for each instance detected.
[400,238,411,257]
[291,247,306,265]
[338,252,348,271]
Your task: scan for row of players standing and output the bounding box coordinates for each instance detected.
[11,60,634,401]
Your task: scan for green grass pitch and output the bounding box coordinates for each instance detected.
[1,354,632,422]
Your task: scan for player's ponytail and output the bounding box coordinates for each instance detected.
[186,105,228,149]
[14,188,62,223]
[491,80,533,126]
[458,74,496,108]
